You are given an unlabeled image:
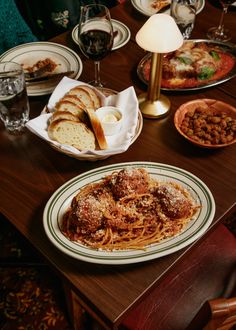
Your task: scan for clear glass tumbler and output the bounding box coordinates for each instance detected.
[170,0,197,39]
[0,61,30,134]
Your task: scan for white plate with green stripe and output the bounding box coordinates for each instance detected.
[72,19,131,51]
[0,42,83,96]
[43,162,215,264]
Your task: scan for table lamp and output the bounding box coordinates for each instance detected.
[136,14,183,119]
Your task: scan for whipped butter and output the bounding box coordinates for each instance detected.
[96,106,123,136]
[102,113,118,123]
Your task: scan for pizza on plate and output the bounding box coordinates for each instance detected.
[142,41,236,89]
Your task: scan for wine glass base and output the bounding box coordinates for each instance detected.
[96,86,117,97]
[88,80,104,88]
[88,80,117,96]
[207,26,231,42]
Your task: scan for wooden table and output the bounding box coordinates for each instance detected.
[1,1,236,329]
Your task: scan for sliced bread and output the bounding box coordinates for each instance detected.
[67,86,95,110]
[48,119,96,151]
[85,108,108,150]
[58,95,86,109]
[55,99,87,123]
[78,85,102,109]
[49,110,79,124]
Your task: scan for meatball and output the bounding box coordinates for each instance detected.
[75,195,104,233]
[73,183,115,234]
[154,183,192,219]
[111,168,150,200]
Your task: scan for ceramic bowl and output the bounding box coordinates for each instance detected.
[174,99,236,148]
[96,106,123,136]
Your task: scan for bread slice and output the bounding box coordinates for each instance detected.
[48,119,96,151]
[49,110,79,124]
[55,99,87,123]
[59,95,86,109]
[78,85,102,109]
[85,108,108,150]
[67,86,95,110]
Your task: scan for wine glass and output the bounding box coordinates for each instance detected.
[78,4,113,88]
[207,0,234,42]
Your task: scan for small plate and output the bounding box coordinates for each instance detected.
[71,19,131,51]
[111,19,131,50]
[0,42,83,97]
[131,0,205,16]
[43,161,215,264]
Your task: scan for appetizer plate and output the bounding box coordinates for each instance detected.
[131,0,205,16]
[72,19,131,51]
[43,162,215,265]
[0,42,83,96]
[137,39,236,91]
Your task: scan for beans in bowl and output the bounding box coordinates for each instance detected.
[180,106,236,145]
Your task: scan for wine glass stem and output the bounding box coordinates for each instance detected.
[94,61,102,87]
[218,4,228,34]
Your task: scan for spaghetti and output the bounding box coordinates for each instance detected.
[61,168,200,250]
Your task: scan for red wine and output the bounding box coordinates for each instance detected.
[79,29,113,61]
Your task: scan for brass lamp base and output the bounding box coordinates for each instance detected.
[138,92,171,119]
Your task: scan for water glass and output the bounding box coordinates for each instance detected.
[170,0,197,39]
[0,62,30,134]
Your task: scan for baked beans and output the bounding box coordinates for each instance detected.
[180,106,236,145]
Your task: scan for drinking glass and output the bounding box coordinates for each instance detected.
[0,61,30,134]
[78,4,113,88]
[170,0,197,40]
[206,0,234,42]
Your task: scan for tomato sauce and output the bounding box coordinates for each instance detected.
[213,52,235,80]
[143,51,235,89]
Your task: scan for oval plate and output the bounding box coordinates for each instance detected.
[137,39,236,91]
[43,162,215,264]
[0,42,83,96]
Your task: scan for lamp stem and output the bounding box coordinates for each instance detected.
[138,51,170,118]
[148,52,163,102]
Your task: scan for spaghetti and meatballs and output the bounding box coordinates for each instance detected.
[61,168,200,250]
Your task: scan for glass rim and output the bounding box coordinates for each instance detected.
[80,3,110,14]
[0,61,23,75]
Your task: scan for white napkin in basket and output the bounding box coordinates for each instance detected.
[26,77,140,157]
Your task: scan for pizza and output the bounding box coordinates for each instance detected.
[141,41,236,89]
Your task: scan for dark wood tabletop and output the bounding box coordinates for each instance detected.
[1,1,236,329]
